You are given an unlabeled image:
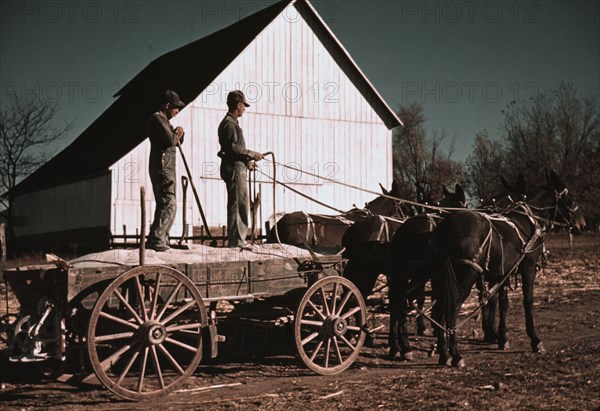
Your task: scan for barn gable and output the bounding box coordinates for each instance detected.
[12,0,401,246]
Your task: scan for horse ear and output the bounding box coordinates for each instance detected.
[455,183,466,204]
[443,185,451,197]
[391,179,399,196]
[549,169,564,189]
[517,174,526,193]
[379,183,389,195]
[544,169,551,185]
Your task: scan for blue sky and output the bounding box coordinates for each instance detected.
[1,0,598,161]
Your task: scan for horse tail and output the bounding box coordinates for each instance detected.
[431,251,460,328]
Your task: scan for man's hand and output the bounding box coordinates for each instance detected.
[175,126,185,143]
[247,161,258,171]
[251,151,264,161]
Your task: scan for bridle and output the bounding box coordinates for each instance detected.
[524,187,576,231]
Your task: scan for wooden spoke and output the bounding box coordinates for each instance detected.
[336,291,352,317]
[112,289,144,325]
[300,319,323,327]
[341,306,361,320]
[339,335,356,351]
[138,347,149,393]
[160,300,197,326]
[95,331,135,343]
[155,282,183,322]
[333,337,343,364]
[295,277,366,376]
[117,348,140,385]
[307,300,326,320]
[157,343,185,375]
[165,323,203,333]
[319,287,331,316]
[97,344,133,373]
[87,266,206,400]
[98,311,139,330]
[150,272,162,320]
[134,275,149,322]
[309,340,324,361]
[331,282,339,314]
[301,332,320,346]
[165,337,199,353]
[150,346,165,389]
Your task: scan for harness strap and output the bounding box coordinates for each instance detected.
[303,211,318,245]
[335,215,355,226]
[376,216,389,242]
[449,256,485,274]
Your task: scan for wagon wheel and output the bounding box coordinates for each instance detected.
[87,265,207,401]
[295,276,367,375]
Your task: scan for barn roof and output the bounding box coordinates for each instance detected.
[13,0,402,196]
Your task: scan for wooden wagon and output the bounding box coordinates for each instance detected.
[2,244,367,400]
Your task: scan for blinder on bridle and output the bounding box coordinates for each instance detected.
[553,187,579,229]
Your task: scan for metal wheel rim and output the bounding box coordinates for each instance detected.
[295,276,367,375]
[87,265,206,400]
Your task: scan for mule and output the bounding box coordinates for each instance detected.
[385,184,467,360]
[266,183,407,249]
[477,174,529,344]
[428,170,581,367]
[387,176,546,359]
[341,184,467,358]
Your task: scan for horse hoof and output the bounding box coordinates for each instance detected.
[499,341,510,351]
[400,351,415,361]
[364,334,376,348]
[483,334,498,344]
[452,358,466,368]
[386,349,398,360]
[438,356,452,366]
[428,344,437,358]
[534,342,546,354]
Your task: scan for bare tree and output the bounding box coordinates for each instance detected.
[393,102,464,207]
[501,83,600,222]
[465,131,505,201]
[0,96,71,234]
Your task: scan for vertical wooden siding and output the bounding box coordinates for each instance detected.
[111,5,392,236]
[13,173,111,237]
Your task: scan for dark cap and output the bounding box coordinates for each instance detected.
[164,89,185,108]
[227,90,250,107]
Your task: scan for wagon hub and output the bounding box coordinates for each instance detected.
[142,322,167,345]
[325,316,347,337]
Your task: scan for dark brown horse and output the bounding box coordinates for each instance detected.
[429,170,582,367]
[340,184,467,358]
[265,183,407,249]
[384,184,467,360]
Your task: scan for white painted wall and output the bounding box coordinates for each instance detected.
[111,5,392,237]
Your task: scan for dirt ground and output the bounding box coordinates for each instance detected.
[1,233,598,410]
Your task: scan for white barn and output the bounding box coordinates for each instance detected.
[12,0,402,249]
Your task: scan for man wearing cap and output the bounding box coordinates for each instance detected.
[146,89,185,252]
[218,90,263,248]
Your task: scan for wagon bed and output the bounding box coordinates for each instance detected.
[2,244,367,401]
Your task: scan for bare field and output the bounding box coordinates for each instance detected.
[1,233,598,410]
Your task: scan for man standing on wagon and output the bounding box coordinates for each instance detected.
[146,89,185,252]
[218,90,263,248]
